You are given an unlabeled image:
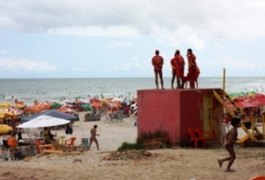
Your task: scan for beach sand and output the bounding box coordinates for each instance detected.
[0,112,264,180]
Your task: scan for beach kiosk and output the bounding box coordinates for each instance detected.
[137,88,223,146]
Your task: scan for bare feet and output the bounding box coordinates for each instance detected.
[217,159,222,168]
[225,169,235,172]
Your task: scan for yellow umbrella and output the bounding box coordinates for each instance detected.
[0,102,11,108]
[0,124,12,134]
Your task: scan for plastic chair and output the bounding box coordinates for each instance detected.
[35,139,44,154]
[65,137,76,147]
[249,176,265,180]
[195,128,212,139]
[187,128,206,148]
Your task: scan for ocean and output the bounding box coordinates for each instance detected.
[0,77,265,104]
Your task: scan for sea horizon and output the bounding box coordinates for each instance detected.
[0,77,264,104]
[0,75,265,80]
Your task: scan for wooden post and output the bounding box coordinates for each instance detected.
[263,113,265,136]
[222,68,226,93]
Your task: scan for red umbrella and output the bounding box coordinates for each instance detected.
[252,93,265,105]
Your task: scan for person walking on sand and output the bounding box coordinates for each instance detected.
[152,49,164,89]
[88,125,100,151]
[217,117,241,172]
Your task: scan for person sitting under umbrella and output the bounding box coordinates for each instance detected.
[44,127,54,144]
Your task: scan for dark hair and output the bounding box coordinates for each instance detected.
[175,50,180,55]
[155,50,159,55]
[231,117,241,127]
[94,125,97,128]
[187,48,192,53]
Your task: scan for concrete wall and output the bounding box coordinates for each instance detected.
[137,88,222,145]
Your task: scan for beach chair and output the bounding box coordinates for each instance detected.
[187,128,207,148]
[34,139,44,154]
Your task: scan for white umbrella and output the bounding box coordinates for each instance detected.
[111,97,123,102]
[17,115,70,128]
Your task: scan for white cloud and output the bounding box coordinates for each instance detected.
[72,66,89,72]
[0,58,56,72]
[106,56,149,72]
[201,57,265,76]
[47,25,138,37]
[0,0,264,48]
[106,41,133,49]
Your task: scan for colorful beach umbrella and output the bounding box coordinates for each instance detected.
[0,124,12,134]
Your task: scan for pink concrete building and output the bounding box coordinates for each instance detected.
[137,88,223,145]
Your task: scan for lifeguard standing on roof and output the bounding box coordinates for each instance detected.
[152,50,164,89]
[175,50,185,88]
[187,49,199,89]
[170,52,177,89]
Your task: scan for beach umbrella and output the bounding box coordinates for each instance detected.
[0,124,12,134]
[252,93,265,106]
[58,105,77,114]
[234,99,259,108]
[90,101,101,110]
[0,107,22,120]
[80,103,93,111]
[24,102,51,114]
[0,102,11,108]
[111,97,122,102]
[20,109,78,123]
[17,115,70,128]
[51,102,62,109]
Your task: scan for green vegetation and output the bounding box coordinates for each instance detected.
[117,130,171,152]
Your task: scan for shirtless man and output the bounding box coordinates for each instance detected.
[187,48,197,89]
[88,125,100,151]
[152,50,164,89]
[170,52,177,89]
[175,50,185,88]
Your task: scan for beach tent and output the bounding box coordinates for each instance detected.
[21,109,78,123]
[17,115,70,128]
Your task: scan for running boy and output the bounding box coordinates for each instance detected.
[217,117,241,172]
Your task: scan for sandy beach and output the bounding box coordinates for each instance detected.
[0,113,264,180]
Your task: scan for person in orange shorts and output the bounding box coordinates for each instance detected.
[7,132,18,160]
[152,50,164,89]
[7,133,17,148]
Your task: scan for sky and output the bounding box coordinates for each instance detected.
[0,0,265,78]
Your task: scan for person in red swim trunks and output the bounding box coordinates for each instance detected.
[170,52,177,89]
[187,48,198,89]
[175,50,185,88]
[152,49,164,89]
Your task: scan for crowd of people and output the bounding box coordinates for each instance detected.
[151,48,200,89]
